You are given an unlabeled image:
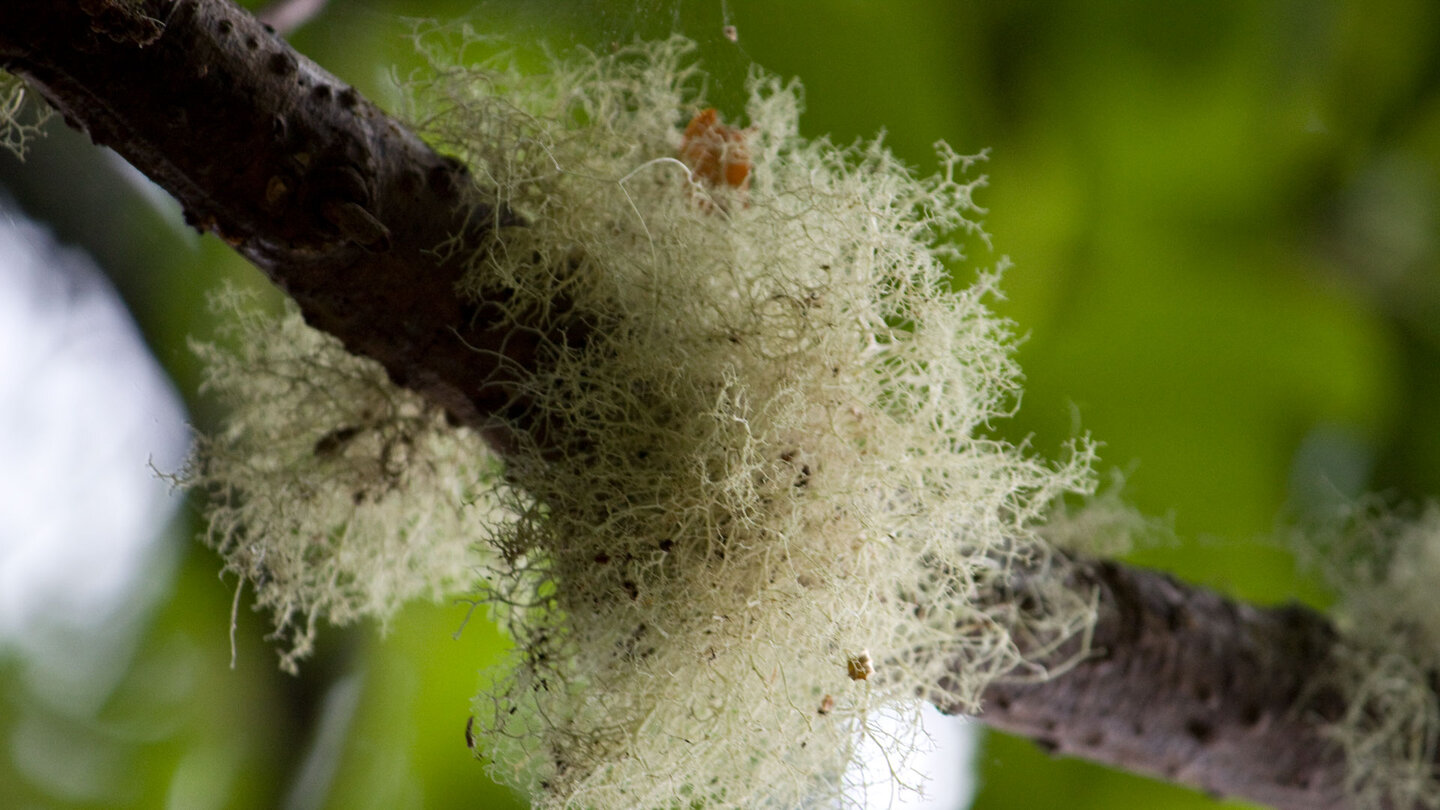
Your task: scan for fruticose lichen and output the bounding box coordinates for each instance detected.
[186,290,499,673]
[192,36,1098,809]
[0,72,51,159]
[1312,503,1440,809]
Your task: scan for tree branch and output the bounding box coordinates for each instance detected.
[0,3,1403,808]
[965,560,1352,810]
[0,0,576,455]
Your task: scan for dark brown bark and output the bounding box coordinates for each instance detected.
[0,3,1411,808]
[961,560,1353,810]
[0,0,577,455]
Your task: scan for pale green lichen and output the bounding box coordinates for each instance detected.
[1039,472,1161,558]
[1325,645,1440,810]
[193,36,1099,809]
[1312,503,1440,809]
[0,72,50,160]
[185,289,499,673]
[408,37,1096,808]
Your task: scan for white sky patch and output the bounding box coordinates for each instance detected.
[847,704,979,810]
[0,199,188,709]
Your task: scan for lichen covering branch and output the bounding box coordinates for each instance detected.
[190,37,1097,809]
[18,4,1440,809]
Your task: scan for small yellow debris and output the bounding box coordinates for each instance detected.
[846,650,874,682]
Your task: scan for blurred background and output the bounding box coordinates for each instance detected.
[2,0,1437,807]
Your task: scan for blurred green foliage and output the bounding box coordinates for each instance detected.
[3,0,1439,808]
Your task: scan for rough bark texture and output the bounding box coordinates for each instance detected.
[965,560,1353,810]
[0,3,1407,808]
[0,0,581,456]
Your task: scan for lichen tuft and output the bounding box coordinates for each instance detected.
[0,72,51,160]
[1311,502,1440,809]
[191,36,1100,808]
[409,36,1096,808]
[184,289,498,673]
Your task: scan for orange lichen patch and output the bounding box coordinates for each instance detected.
[679,108,751,191]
